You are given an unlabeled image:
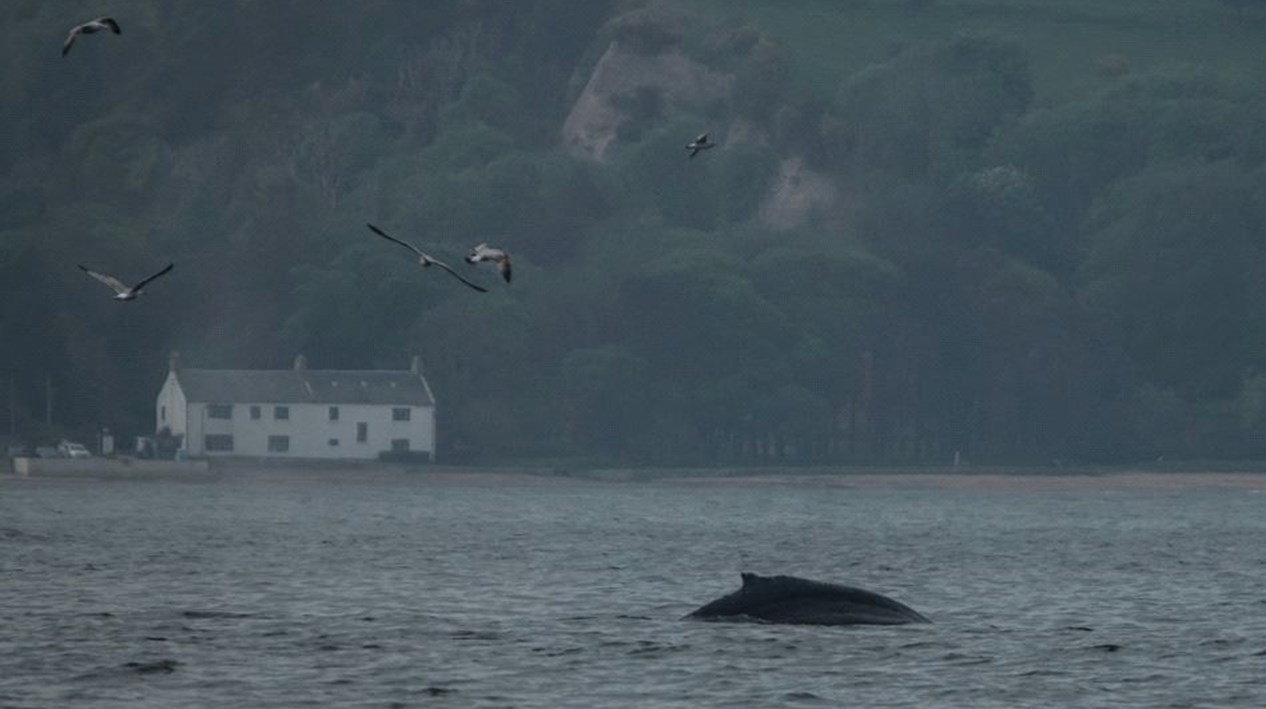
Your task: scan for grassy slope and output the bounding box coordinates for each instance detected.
[691,0,1266,105]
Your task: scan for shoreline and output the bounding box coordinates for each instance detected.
[658,470,1266,492]
[5,459,1266,491]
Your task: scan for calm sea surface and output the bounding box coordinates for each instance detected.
[2,473,1264,708]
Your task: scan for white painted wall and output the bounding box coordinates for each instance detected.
[171,398,434,460]
[154,372,188,440]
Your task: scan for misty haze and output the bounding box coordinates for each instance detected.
[3,2,1266,707]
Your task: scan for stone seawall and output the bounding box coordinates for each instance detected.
[9,457,211,479]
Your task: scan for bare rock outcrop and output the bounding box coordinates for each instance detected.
[563,38,731,162]
[758,157,840,231]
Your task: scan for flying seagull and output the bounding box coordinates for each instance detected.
[62,17,121,57]
[686,132,716,159]
[366,223,488,293]
[78,263,173,301]
[465,243,511,283]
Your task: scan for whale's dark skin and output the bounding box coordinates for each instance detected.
[686,572,931,626]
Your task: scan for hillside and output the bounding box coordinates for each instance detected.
[3,0,1266,466]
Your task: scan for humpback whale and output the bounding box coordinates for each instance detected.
[686,572,930,626]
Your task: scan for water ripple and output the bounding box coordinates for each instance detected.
[2,480,1265,707]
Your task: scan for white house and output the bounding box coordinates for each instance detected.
[155,353,436,461]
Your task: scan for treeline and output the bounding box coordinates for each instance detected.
[3,0,1266,466]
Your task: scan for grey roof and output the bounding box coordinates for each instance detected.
[174,369,434,407]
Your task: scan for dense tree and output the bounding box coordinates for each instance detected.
[3,0,1266,466]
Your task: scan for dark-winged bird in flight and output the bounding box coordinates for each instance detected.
[63,17,121,57]
[366,223,488,293]
[465,244,512,283]
[78,263,173,301]
[686,132,716,159]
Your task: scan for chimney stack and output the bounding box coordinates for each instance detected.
[294,354,308,371]
[410,355,422,376]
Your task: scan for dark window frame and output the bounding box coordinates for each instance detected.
[267,435,290,453]
[207,404,233,420]
[392,407,411,422]
[274,406,289,421]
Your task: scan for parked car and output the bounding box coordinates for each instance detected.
[57,440,91,458]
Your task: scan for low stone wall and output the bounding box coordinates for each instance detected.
[10,457,211,478]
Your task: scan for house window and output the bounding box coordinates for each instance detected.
[250,406,261,420]
[205,434,234,451]
[208,404,232,419]
[391,438,410,452]
[160,405,166,422]
[274,406,289,420]
[392,407,411,421]
[328,438,339,447]
[267,435,289,453]
[328,406,339,421]
[356,422,368,443]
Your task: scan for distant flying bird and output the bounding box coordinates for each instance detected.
[77,263,173,301]
[366,223,488,293]
[465,243,512,283]
[62,17,121,57]
[686,132,716,159]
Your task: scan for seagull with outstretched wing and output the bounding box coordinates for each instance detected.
[366,223,488,293]
[63,17,121,57]
[465,243,512,283]
[78,262,173,301]
[686,132,716,159]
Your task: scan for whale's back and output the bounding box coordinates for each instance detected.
[687,572,930,626]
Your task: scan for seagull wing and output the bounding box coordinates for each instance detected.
[366,223,426,258]
[98,17,121,34]
[78,265,129,294]
[697,133,709,144]
[431,259,488,293]
[132,263,174,291]
[498,257,512,283]
[62,29,80,56]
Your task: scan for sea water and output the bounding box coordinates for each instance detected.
[2,474,1264,708]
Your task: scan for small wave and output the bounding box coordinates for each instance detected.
[531,646,582,657]
[449,630,501,641]
[124,659,180,674]
[181,610,254,619]
[783,691,825,703]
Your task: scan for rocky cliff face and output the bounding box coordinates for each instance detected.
[561,10,841,231]
[758,157,840,230]
[562,38,731,162]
